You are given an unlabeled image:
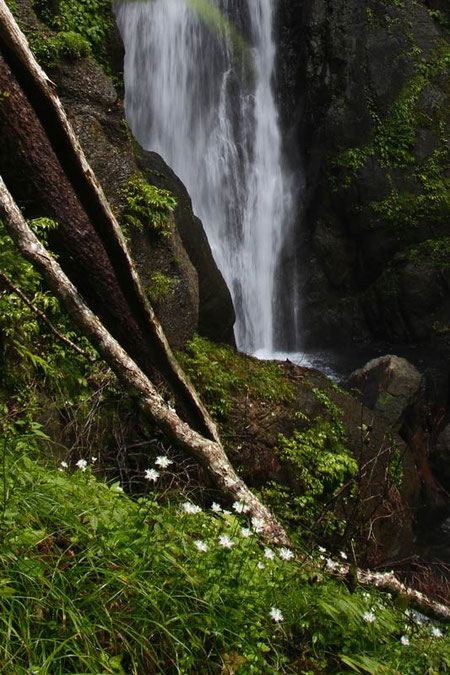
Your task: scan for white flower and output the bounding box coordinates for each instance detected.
[222,509,232,516]
[60,461,68,468]
[251,517,265,533]
[145,468,160,482]
[318,546,326,553]
[233,501,250,514]
[155,455,173,469]
[257,561,265,569]
[270,607,284,623]
[194,540,208,553]
[211,502,222,513]
[400,635,410,646]
[91,457,97,463]
[241,528,252,538]
[279,547,294,561]
[182,501,202,514]
[76,459,88,472]
[362,611,376,624]
[264,548,275,560]
[218,535,234,549]
[326,558,339,571]
[431,627,443,638]
[340,551,347,560]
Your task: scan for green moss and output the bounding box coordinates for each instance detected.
[428,8,450,30]
[177,335,293,420]
[333,41,450,232]
[146,271,179,303]
[4,0,18,13]
[369,145,450,230]
[119,176,177,239]
[333,43,450,179]
[30,30,91,66]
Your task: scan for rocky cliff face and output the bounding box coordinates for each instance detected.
[277,0,450,348]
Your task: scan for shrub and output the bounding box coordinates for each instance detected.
[119,176,177,239]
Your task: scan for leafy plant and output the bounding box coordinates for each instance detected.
[0,217,96,395]
[119,176,177,239]
[146,271,179,303]
[262,413,357,537]
[31,0,113,65]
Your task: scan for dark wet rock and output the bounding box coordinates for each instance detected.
[48,51,234,348]
[49,58,198,348]
[223,357,419,563]
[346,355,423,429]
[435,424,450,489]
[136,150,236,345]
[277,0,450,347]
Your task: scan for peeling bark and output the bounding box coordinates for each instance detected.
[356,568,450,623]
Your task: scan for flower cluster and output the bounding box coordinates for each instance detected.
[270,607,284,623]
[183,502,202,515]
[144,455,174,483]
[60,457,97,473]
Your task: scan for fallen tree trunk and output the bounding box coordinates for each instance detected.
[0,174,290,546]
[356,568,450,623]
[0,0,219,445]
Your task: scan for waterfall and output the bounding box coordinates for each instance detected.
[116,0,293,354]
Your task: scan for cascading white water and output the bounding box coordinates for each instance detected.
[116,0,292,353]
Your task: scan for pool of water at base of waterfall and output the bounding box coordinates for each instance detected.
[252,340,450,385]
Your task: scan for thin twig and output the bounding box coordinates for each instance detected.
[0,268,96,362]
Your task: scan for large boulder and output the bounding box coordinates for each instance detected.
[345,355,423,429]
[17,0,236,350]
[136,150,236,345]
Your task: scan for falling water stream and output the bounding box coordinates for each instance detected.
[116,0,294,354]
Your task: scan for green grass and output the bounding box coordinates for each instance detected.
[0,440,448,674]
